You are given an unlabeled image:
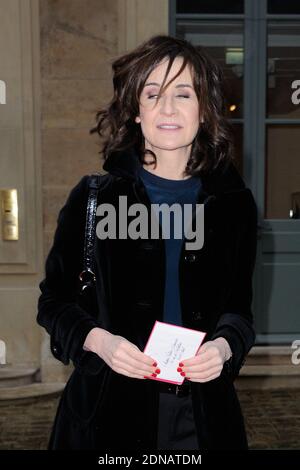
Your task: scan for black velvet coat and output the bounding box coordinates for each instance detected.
[37,147,258,450]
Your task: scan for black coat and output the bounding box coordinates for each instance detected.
[37,148,258,450]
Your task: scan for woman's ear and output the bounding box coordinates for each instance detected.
[135,116,141,124]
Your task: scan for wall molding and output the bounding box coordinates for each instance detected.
[117,0,168,55]
[0,0,43,274]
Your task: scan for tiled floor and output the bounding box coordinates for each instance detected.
[0,395,60,450]
[0,389,300,449]
[240,389,300,449]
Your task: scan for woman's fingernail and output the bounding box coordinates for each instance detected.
[152,362,157,367]
[180,372,186,376]
[179,362,184,367]
[151,373,157,377]
[155,369,160,374]
[177,367,182,372]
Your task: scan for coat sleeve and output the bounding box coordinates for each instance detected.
[37,175,102,369]
[211,188,258,380]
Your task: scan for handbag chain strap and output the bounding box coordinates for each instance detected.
[79,172,103,292]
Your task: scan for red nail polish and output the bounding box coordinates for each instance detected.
[155,369,160,374]
[180,372,186,376]
[179,362,184,367]
[151,373,157,377]
[152,362,157,367]
[177,367,182,372]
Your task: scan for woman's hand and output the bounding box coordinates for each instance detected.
[177,337,232,383]
[83,327,159,380]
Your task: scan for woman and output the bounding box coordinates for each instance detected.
[37,35,258,450]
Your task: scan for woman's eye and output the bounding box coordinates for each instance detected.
[147,94,190,99]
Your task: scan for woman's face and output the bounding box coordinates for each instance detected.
[136,57,200,155]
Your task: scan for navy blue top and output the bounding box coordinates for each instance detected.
[138,165,202,325]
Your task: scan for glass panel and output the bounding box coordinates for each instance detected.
[232,124,243,176]
[267,21,300,118]
[177,20,244,117]
[176,0,244,15]
[265,126,300,219]
[268,1,300,15]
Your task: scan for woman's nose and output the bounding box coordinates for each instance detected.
[159,95,177,115]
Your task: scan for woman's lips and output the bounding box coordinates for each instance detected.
[156,125,182,131]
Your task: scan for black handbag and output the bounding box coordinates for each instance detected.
[72,172,110,375]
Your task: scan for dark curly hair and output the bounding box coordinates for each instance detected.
[90,34,235,176]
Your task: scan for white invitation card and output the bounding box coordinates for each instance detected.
[143,320,206,385]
